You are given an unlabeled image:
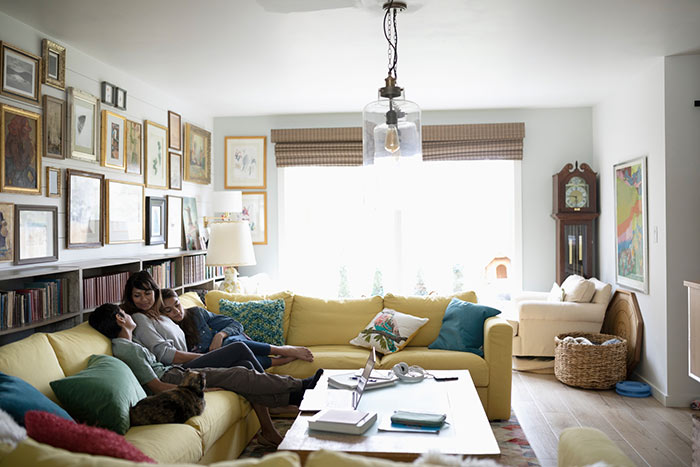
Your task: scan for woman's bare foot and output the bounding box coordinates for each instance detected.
[271,345,314,362]
[269,356,295,366]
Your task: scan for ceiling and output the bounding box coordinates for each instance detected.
[1,0,700,117]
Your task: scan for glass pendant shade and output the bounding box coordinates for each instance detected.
[363,92,421,165]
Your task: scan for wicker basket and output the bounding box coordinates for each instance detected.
[554,332,627,389]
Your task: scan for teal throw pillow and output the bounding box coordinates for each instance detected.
[0,371,73,426]
[428,298,501,356]
[218,298,285,346]
[50,354,146,435]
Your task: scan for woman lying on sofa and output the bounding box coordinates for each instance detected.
[122,271,313,371]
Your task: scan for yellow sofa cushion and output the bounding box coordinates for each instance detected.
[268,345,371,378]
[286,295,383,346]
[305,449,407,467]
[382,291,478,347]
[0,438,301,467]
[124,424,203,464]
[46,322,112,376]
[185,390,244,453]
[205,291,294,340]
[179,291,206,309]
[377,348,489,386]
[0,333,65,402]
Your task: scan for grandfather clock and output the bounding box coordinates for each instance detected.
[552,162,599,284]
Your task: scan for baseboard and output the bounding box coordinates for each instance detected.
[632,373,700,407]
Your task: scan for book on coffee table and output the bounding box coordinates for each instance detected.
[307,408,377,435]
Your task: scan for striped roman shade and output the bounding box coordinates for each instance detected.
[271,122,524,167]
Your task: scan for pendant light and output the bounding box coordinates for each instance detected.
[363,1,421,165]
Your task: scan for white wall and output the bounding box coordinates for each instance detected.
[0,11,214,271]
[214,107,593,290]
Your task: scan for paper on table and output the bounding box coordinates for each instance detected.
[377,418,441,434]
[314,409,368,425]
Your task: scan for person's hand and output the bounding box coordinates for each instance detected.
[209,331,226,351]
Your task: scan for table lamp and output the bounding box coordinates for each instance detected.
[205,191,243,226]
[206,220,256,293]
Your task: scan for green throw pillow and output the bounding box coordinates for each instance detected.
[218,298,285,346]
[50,354,146,435]
[428,298,501,356]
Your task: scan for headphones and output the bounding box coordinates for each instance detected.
[392,362,426,382]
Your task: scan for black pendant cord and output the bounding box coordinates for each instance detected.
[384,1,399,81]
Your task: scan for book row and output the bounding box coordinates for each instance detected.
[0,279,65,330]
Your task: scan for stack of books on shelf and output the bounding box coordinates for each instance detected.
[146,261,176,288]
[183,255,205,285]
[83,271,130,310]
[206,266,224,279]
[0,278,65,330]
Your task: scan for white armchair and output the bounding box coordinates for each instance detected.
[510,277,613,357]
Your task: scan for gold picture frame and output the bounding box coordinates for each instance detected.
[224,136,266,189]
[41,39,66,90]
[184,123,211,185]
[242,191,267,245]
[0,104,41,194]
[46,167,61,198]
[0,41,41,105]
[105,179,144,244]
[125,119,142,175]
[101,110,126,170]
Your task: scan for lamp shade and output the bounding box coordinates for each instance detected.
[212,191,243,216]
[363,94,421,165]
[206,221,256,267]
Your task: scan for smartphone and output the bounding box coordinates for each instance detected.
[434,376,458,382]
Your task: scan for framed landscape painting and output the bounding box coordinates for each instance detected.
[1,41,40,105]
[66,169,104,248]
[225,136,266,189]
[184,123,211,185]
[144,120,168,189]
[1,104,41,194]
[14,205,58,265]
[106,180,144,244]
[125,120,142,175]
[101,110,126,170]
[67,87,100,163]
[614,157,648,294]
[166,195,183,249]
[0,202,14,261]
[43,95,65,159]
[41,39,66,90]
[242,191,267,245]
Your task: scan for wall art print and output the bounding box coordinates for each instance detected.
[169,152,182,190]
[182,196,202,251]
[614,156,648,294]
[15,204,58,265]
[1,104,41,194]
[67,87,100,162]
[168,110,181,151]
[146,196,166,245]
[0,202,14,261]
[42,95,65,159]
[106,180,144,244]
[1,41,40,105]
[41,39,66,90]
[145,120,168,189]
[225,136,266,189]
[241,191,267,245]
[66,169,104,248]
[125,120,142,175]
[101,110,126,170]
[184,123,211,185]
[166,195,183,249]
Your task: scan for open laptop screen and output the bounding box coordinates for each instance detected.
[352,348,376,409]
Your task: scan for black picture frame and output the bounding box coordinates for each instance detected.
[146,196,166,245]
[100,81,116,106]
[115,87,127,110]
[14,205,58,265]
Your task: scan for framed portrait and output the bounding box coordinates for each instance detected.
[146,196,166,245]
[101,81,116,106]
[614,157,648,294]
[41,39,66,90]
[144,120,168,189]
[14,205,58,265]
[42,95,66,159]
[0,202,14,262]
[101,110,126,170]
[225,136,266,189]
[168,110,181,151]
[115,87,127,110]
[182,196,202,250]
[125,120,142,175]
[67,169,104,248]
[166,195,183,249]
[1,104,41,194]
[106,179,144,244]
[242,191,267,245]
[0,41,40,105]
[184,123,211,185]
[67,87,100,162]
[46,167,60,198]
[169,152,182,190]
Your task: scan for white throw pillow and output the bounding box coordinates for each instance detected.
[547,283,565,302]
[0,408,26,449]
[561,275,596,302]
[349,308,428,354]
[589,278,613,305]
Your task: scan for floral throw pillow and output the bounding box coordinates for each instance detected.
[218,298,285,346]
[349,308,428,354]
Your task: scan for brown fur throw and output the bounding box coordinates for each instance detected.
[129,370,206,426]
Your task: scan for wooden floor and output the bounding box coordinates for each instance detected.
[512,371,696,467]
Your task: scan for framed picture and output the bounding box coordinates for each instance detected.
[67,169,104,248]
[168,110,181,151]
[166,195,183,249]
[0,202,14,262]
[184,123,211,185]
[46,167,60,198]
[41,39,66,90]
[115,87,127,110]
[242,191,267,245]
[182,196,202,250]
[101,110,126,170]
[1,104,41,194]
[67,87,100,162]
[614,157,648,294]
[0,41,40,105]
[125,120,142,175]
[225,136,266,189]
[146,196,166,245]
[14,205,58,265]
[101,81,116,106]
[106,179,144,244]
[144,120,168,189]
[43,95,66,159]
[169,152,182,190]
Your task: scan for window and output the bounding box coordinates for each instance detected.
[279,160,517,299]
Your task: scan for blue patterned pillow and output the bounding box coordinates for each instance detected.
[218,299,285,346]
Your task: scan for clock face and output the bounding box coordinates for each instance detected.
[565,176,589,208]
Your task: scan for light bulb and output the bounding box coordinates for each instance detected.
[384,125,400,153]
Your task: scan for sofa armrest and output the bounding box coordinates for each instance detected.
[517,300,606,323]
[483,316,512,420]
[512,291,549,304]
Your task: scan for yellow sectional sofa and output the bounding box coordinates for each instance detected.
[0,290,512,464]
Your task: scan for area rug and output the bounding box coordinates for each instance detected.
[240,410,539,466]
